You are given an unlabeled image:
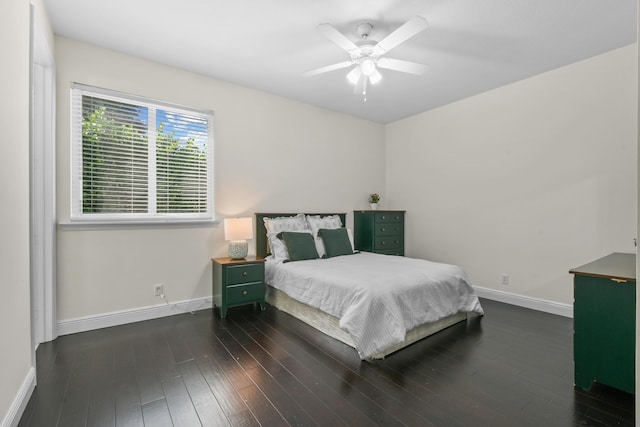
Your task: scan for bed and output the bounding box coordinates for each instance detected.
[256,212,484,360]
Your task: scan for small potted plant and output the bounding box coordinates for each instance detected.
[368,193,380,210]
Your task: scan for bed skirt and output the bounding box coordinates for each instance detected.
[265,285,468,359]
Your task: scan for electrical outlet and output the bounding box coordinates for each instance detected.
[501,274,509,286]
[154,284,163,296]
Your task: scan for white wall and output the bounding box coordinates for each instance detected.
[386,45,637,305]
[31,0,53,54]
[0,0,34,423]
[55,37,385,321]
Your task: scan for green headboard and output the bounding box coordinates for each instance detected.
[255,213,347,259]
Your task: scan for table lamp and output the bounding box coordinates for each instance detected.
[224,217,253,259]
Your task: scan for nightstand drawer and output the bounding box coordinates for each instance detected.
[226,263,263,285]
[226,282,264,305]
[375,235,403,250]
[376,224,403,236]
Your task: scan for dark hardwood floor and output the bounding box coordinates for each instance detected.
[19,298,634,426]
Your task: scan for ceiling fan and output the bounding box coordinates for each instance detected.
[304,16,429,98]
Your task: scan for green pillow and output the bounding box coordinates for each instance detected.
[277,232,319,262]
[317,228,354,258]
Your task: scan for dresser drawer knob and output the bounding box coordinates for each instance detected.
[395,240,400,244]
[242,290,248,296]
[381,215,386,220]
[242,271,248,277]
[381,241,386,245]
[381,227,386,232]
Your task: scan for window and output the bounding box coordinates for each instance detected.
[70,83,214,224]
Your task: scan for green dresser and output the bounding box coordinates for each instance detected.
[353,210,405,256]
[570,253,636,394]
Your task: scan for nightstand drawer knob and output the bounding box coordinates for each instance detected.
[242,272,248,277]
[242,290,248,296]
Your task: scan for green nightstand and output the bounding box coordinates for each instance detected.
[212,256,266,318]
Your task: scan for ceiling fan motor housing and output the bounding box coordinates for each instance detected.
[356,22,373,38]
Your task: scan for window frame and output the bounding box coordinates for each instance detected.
[70,83,215,226]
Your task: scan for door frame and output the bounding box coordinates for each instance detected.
[30,4,57,354]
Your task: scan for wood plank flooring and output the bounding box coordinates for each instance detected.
[19,299,634,426]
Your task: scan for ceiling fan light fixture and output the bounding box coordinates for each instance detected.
[309,16,428,98]
[346,66,361,85]
[369,69,382,85]
[360,59,376,76]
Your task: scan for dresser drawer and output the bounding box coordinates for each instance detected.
[374,235,403,250]
[377,248,405,256]
[375,212,403,223]
[226,282,265,305]
[226,263,263,285]
[375,223,403,236]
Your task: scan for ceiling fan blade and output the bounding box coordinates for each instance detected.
[377,57,429,75]
[303,61,353,77]
[373,16,428,56]
[317,23,360,54]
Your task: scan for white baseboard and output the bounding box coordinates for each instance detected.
[57,297,213,336]
[56,288,571,336]
[1,367,35,427]
[475,286,573,318]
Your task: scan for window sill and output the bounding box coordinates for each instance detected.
[58,219,220,231]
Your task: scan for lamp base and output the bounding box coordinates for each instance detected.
[228,240,248,259]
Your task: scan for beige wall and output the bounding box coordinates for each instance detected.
[0,0,34,422]
[55,38,637,317]
[55,37,385,321]
[386,45,637,305]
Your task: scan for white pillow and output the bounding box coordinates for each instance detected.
[267,230,313,263]
[314,236,326,258]
[305,214,342,237]
[263,213,309,233]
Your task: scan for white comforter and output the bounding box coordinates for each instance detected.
[265,252,484,359]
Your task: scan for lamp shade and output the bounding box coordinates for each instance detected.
[224,217,253,259]
[224,217,253,241]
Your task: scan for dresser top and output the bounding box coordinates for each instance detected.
[354,210,406,213]
[569,252,636,281]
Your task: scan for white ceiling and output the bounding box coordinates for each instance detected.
[44,0,637,124]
